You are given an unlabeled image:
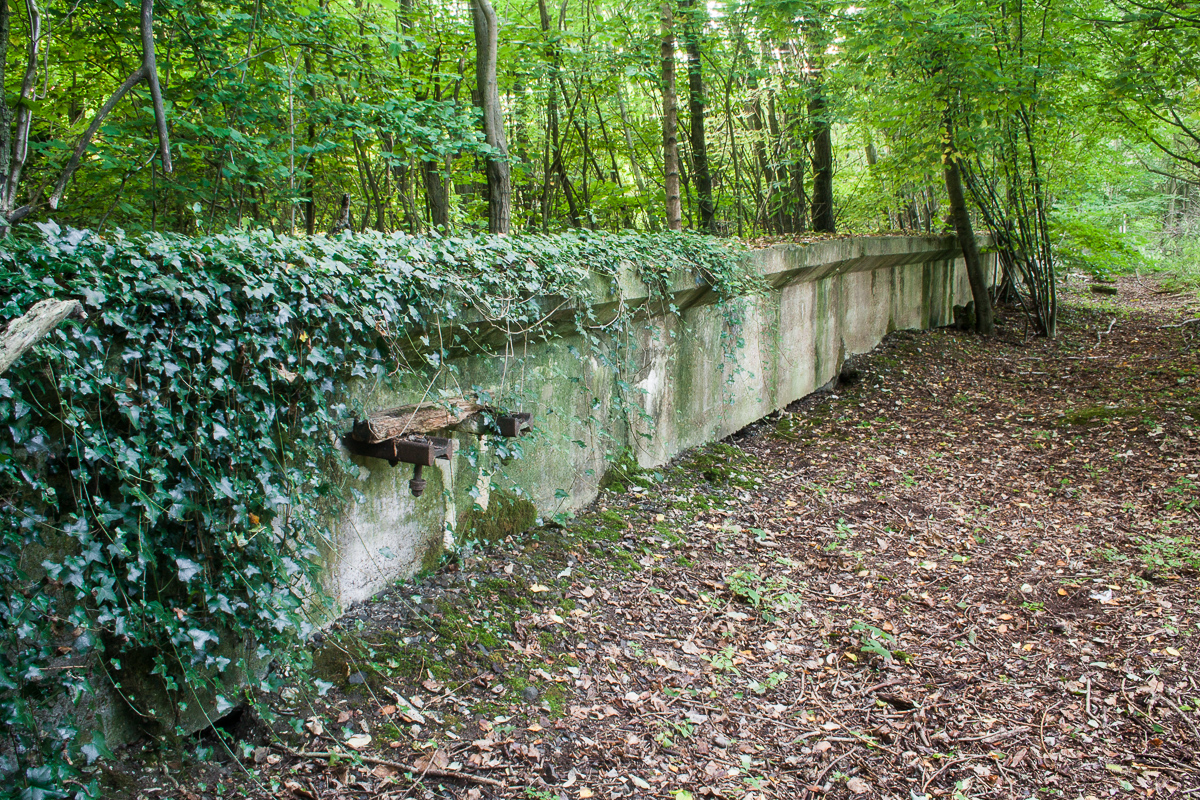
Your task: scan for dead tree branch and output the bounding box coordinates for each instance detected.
[0,299,86,375]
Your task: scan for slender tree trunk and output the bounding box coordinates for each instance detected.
[2,0,40,225]
[749,97,771,232]
[615,85,648,199]
[785,109,807,232]
[423,158,451,230]
[538,0,580,228]
[304,51,317,235]
[49,0,172,211]
[661,2,682,231]
[0,1,10,194]
[943,135,995,335]
[766,89,786,233]
[471,0,511,234]
[680,0,714,232]
[809,86,835,232]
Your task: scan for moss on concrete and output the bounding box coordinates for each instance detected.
[457,489,538,545]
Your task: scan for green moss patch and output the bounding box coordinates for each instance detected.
[1058,405,1144,426]
[599,451,658,493]
[681,442,760,489]
[457,489,538,545]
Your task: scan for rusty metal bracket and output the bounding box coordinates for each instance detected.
[497,412,533,438]
[342,435,455,497]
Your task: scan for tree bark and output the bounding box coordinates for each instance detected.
[1,299,85,375]
[0,3,11,216]
[680,0,714,232]
[303,51,317,235]
[943,139,995,335]
[2,0,40,226]
[660,3,682,231]
[423,158,451,230]
[809,87,835,233]
[329,193,352,234]
[615,85,648,214]
[471,0,511,234]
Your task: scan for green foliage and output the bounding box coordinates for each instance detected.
[0,222,740,794]
[1052,212,1150,278]
[1138,534,1200,574]
[703,645,740,675]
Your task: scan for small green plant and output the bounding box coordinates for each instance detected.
[1165,477,1199,512]
[726,567,803,619]
[704,646,740,674]
[851,621,899,663]
[654,719,696,748]
[747,671,788,695]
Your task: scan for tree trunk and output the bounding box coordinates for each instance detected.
[680,0,714,232]
[809,87,835,233]
[304,53,317,235]
[50,0,172,211]
[660,2,682,231]
[471,0,511,234]
[615,85,648,198]
[423,158,451,230]
[0,0,15,231]
[943,142,995,335]
[538,0,580,228]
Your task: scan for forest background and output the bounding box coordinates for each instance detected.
[0,0,1196,291]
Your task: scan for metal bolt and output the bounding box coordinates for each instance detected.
[409,464,427,497]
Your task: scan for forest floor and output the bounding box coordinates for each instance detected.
[132,275,1200,800]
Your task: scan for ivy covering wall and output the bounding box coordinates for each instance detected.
[0,223,743,797]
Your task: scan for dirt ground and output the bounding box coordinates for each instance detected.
[128,275,1200,800]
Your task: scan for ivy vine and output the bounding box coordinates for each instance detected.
[0,222,748,797]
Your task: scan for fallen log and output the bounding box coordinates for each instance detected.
[349,399,484,443]
[0,299,86,375]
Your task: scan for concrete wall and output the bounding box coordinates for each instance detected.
[328,235,981,608]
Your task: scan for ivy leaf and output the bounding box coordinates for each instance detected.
[187,629,219,651]
[176,558,203,583]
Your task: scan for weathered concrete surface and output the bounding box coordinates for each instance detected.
[328,236,985,609]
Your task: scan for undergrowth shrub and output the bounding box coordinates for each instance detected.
[0,222,746,797]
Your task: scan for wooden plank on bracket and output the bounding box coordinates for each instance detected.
[349,399,483,443]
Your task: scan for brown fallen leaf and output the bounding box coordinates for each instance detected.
[846,776,870,794]
[283,779,316,799]
[413,748,450,771]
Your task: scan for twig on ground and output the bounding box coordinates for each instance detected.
[1038,701,1062,755]
[273,745,505,788]
[1158,693,1200,744]
[805,751,854,799]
